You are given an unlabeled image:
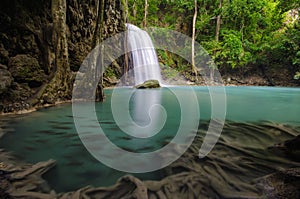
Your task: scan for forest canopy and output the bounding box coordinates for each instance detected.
[127,0,300,78]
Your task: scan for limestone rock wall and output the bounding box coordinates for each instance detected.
[0,0,126,113]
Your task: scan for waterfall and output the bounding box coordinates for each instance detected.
[126,23,162,86]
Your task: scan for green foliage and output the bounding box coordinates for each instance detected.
[202,30,252,68]
[262,20,300,72]
[289,21,300,68]
[221,30,246,68]
[104,67,116,78]
[157,50,175,67]
[293,51,300,66]
[278,0,299,13]
[201,40,222,66]
[161,64,179,78]
[127,0,300,73]
[294,71,300,80]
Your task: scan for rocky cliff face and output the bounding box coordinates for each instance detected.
[0,0,126,113]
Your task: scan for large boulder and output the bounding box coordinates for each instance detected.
[8,54,45,88]
[0,64,13,95]
[0,44,9,65]
[135,79,161,89]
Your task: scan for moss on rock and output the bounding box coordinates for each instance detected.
[0,64,13,94]
[8,54,45,88]
[135,79,161,89]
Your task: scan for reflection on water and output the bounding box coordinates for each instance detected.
[130,89,164,138]
[0,86,299,193]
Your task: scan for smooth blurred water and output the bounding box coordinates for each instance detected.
[126,23,162,85]
[224,86,300,124]
[0,86,299,192]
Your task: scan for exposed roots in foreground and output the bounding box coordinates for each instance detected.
[1,121,300,199]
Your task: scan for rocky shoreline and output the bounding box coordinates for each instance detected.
[2,81,300,115]
[0,100,71,116]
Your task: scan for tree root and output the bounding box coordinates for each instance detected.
[0,121,299,198]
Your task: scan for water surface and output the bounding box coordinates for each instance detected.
[0,86,299,192]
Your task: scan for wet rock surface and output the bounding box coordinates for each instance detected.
[135,80,161,89]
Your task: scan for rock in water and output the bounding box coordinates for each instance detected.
[135,80,161,89]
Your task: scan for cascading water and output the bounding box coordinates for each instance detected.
[123,24,163,137]
[126,23,162,85]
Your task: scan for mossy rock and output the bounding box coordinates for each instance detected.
[8,54,46,88]
[0,64,13,95]
[135,79,161,89]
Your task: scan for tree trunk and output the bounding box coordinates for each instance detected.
[132,0,137,19]
[123,0,129,84]
[42,0,71,102]
[123,30,129,85]
[93,0,105,101]
[143,0,148,27]
[211,0,222,81]
[52,0,69,80]
[215,0,222,42]
[191,0,198,76]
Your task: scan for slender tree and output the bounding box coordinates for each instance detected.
[143,0,148,27]
[92,0,105,101]
[211,0,223,80]
[132,0,137,19]
[191,0,198,76]
[215,0,222,42]
[124,0,129,84]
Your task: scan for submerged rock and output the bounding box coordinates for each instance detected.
[135,79,161,89]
